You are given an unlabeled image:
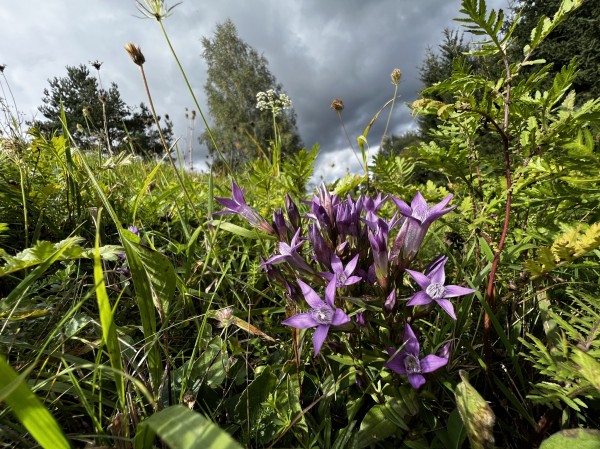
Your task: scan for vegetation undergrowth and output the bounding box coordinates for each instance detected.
[1,0,600,448]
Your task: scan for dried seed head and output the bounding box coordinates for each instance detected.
[98,94,106,104]
[215,307,235,328]
[90,60,103,71]
[124,42,145,66]
[0,64,6,73]
[391,68,402,85]
[330,98,344,112]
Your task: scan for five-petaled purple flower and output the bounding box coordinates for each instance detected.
[405,256,474,320]
[322,254,362,288]
[390,192,456,264]
[282,278,350,357]
[385,323,448,389]
[215,181,275,235]
[264,228,315,275]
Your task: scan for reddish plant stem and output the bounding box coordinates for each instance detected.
[483,56,513,373]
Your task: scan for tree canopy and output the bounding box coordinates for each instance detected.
[200,19,302,171]
[36,64,173,157]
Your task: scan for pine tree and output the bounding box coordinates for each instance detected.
[200,19,302,171]
[36,64,173,157]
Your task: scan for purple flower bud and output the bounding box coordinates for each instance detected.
[389,192,456,266]
[215,181,276,235]
[355,311,367,327]
[285,193,301,230]
[127,225,140,236]
[384,289,396,313]
[308,223,332,266]
[272,209,289,241]
[368,220,389,289]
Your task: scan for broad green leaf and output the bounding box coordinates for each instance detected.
[1,237,81,307]
[235,366,277,423]
[134,405,242,449]
[455,370,495,449]
[121,229,176,397]
[540,429,600,449]
[356,404,400,448]
[0,356,70,449]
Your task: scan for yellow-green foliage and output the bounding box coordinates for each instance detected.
[525,222,600,276]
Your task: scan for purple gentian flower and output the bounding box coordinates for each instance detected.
[282,278,350,357]
[405,256,474,320]
[390,192,456,264]
[215,181,275,235]
[322,254,362,288]
[264,228,315,275]
[308,223,332,266]
[385,323,448,389]
[127,225,140,236]
[368,219,389,289]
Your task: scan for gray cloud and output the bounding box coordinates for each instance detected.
[1,0,508,176]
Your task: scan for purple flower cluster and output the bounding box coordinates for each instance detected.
[215,181,474,389]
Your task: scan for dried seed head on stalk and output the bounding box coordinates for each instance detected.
[391,68,402,85]
[330,98,344,112]
[124,43,146,66]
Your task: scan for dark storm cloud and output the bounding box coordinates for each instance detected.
[0,0,507,178]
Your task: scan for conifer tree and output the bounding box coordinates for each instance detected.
[36,64,173,157]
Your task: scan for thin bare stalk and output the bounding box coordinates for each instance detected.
[483,51,513,374]
[131,50,200,222]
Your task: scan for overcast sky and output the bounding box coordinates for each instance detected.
[0,0,508,180]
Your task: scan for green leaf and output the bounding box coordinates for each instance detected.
[121,229,176,397]
[134,405,243,449]
[572,349,600,391]
[210,220,274,240]
[235,366,277,423]
[357,399,409,448]
[0,355,70,449]
[455,370,495,449]
[540,429,600,449]
[94,209,125,407]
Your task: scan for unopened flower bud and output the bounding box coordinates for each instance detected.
[124,42,146,66]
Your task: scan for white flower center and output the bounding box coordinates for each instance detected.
[311,307,333,325]
[404,354,421,374]
[426,283,446,300]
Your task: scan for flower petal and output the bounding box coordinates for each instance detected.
[407,291,433,306]
[231,181,246,205]
[435,298,457,320]
[281,312,317,329]
[403,323,420,356]
[405,269,431,290]
[344,254,360,277]
[408,373,426,389]
[428,260,446,285]
[312,324,330,357]
[385,348,407,374]
[444,285,475,298]
[420,354,448,373]
[391,196,412,217]
[343,275,362,286]
[330,254,343,275]
[215,197,240,211]
[331,308,351,326]
[297,278,324,309]
[324,277,337,309]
